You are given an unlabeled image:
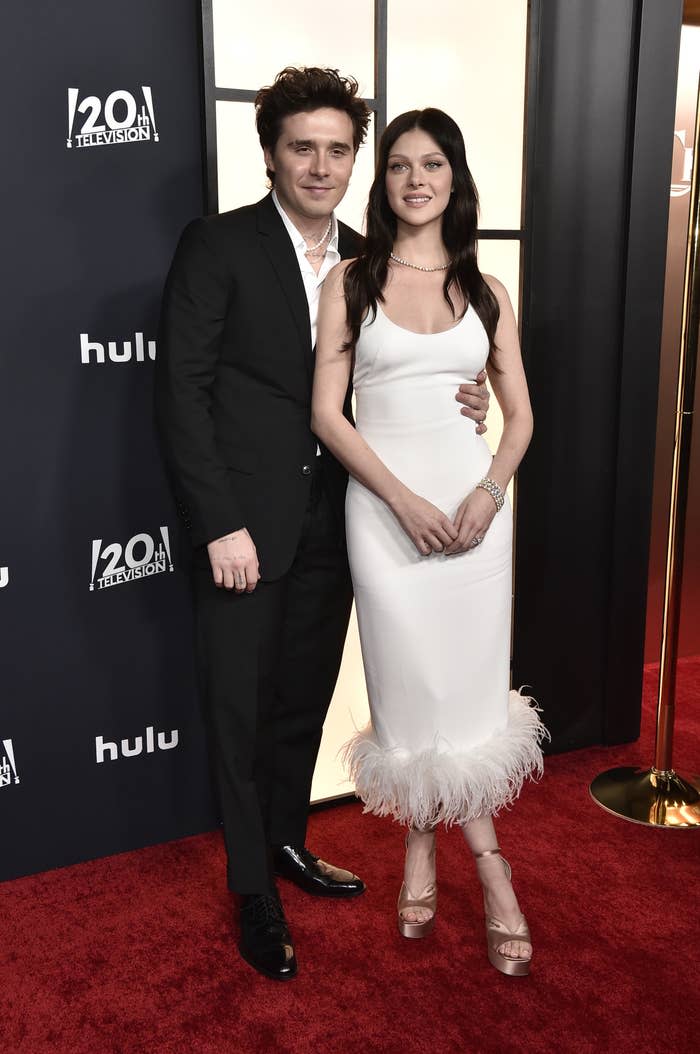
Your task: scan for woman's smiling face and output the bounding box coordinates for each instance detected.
[385,128,453,228]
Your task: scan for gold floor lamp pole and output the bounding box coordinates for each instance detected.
[589,78,700,828]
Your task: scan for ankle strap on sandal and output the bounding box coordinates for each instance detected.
[474,848,501,859]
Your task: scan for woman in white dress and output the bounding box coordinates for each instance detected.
[311,109,547,976]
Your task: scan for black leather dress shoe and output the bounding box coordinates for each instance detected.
[238,893,297,981]
[272,845,366,898]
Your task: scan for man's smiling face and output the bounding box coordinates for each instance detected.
[264,108,355,228]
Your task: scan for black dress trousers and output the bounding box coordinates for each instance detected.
[193,464,353,894]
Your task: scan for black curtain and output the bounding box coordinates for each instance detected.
[514,0,684,751]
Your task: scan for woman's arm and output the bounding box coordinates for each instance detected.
[444,275,533,554]
[482,275,534,490]
[312,262,458,555]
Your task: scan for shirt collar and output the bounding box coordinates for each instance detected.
[272,190,339,254]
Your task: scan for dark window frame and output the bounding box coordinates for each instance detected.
[198,0,532,252]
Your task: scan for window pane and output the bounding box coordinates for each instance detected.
[216,100,269,212]
[312,607,369,802]
[213,0,376,96]
[478,239,521,322]
[387,0,527,230]
[336,113,375,235]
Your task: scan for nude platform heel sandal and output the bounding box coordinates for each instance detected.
[397,833,437,938]
[474,848,532,977]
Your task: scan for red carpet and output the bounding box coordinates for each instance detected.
[2,660,699,1054]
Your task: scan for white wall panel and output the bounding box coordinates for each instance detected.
[387,0,527,230]
[213,0,375,95]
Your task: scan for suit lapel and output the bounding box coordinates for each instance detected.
[256,195,312,364]
[338,221,362,262]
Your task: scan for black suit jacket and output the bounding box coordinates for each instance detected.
[155,193,362,579]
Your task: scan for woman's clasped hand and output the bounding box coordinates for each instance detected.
[390,486,496,556]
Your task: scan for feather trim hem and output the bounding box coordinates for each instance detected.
[341,689,549,828]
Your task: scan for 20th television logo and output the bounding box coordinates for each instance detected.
[90,528,174,591]
[67,87,158,149]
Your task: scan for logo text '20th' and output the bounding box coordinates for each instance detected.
[67,87,158,149]
[90,528,174,591]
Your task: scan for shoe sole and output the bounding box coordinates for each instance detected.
[273,873,366,898]
[238,944,298,981]
[487,946,531,976]
[398,915,436,939]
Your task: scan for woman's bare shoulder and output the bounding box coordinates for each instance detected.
[323,257,357,298]
[328,257,357,279]
[481,273,510,304]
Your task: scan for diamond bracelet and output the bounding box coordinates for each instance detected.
[476,477,505,512]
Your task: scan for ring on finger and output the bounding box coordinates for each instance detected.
[468,535,484,549]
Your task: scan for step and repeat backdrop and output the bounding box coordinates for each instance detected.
[0,1,217,882]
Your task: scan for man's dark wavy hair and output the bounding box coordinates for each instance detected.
[343,108,500,366]
[255,67,371,185]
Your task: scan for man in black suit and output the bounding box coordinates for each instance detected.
[156,68,490,980]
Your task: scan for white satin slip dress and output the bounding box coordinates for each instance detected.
[343,302,547,828]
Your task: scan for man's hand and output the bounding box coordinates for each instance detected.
[207,528,260,593]
[456,369,490,434]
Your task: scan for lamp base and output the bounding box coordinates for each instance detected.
[589,767,700,827]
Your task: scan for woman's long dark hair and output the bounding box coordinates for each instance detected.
[343,108,500,365]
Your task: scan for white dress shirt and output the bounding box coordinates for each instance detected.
[271,190,341,349]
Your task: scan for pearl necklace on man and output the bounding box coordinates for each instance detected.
[390,251,449,272]
[304,218,332,258]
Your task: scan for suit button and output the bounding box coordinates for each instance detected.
[301,464,312,476]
